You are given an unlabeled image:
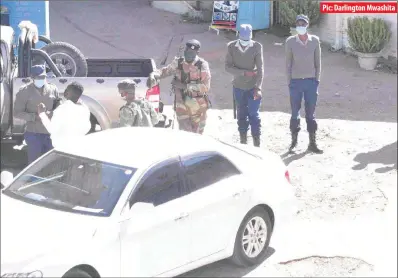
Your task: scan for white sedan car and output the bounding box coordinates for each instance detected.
[1,127,296,278]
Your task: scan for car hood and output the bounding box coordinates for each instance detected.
[1,194,103,267]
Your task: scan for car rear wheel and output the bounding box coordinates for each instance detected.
[231,206,273,267]
[63,269,92,278]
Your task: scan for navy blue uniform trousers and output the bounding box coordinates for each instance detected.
[24,132,53,164]
[233,87,262,137]
[289,78,319,133]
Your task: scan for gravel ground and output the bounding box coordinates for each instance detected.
[1,1,396,277]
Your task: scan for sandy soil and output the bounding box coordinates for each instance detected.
[2,1,396,277]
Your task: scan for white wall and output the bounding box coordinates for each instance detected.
[317,12,397,58]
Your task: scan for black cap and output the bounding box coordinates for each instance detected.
[186,39,201,51]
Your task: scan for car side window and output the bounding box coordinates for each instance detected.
[130,161,184,207]
[183,153,241,193]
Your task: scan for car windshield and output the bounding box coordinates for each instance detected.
[2,151,136,217]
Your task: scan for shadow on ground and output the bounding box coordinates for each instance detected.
[352,141,397,173]
[180,247,275,277]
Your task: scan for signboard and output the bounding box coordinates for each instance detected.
[210,1,239,32]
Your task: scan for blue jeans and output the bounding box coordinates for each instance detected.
[233,87,262,137]
[24,132,53,164]
[289,78,319,133]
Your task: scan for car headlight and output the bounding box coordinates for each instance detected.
[1,270,43,278]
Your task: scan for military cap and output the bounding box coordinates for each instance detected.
[186,39,201,51]
[31,65,46,77]
[296,14,309,24]
[117,79,137,92]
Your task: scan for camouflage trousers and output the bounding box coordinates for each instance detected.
[175,96,209,134]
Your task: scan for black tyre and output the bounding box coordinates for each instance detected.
[231,206,273,267]
[63,269,92,278]
[34,42,88,77]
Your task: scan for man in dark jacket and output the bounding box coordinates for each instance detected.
[14,65,59,163]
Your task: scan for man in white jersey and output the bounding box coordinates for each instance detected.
[37,82,91,148]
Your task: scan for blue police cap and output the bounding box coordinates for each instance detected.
[296,14,309,24]
[31,65,46,77]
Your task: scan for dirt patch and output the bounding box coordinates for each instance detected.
[277,256,374,277]
[203,110,396,221]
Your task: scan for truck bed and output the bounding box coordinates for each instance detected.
[10,58,159,132]
[86,59,155,78]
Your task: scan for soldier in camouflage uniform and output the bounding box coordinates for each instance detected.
[117,79,159,127]
[147,39,211,134]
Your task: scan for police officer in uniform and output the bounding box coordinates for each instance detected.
[14,65,59,163]
[147,39,211,134]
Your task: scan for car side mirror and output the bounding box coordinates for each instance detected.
[129,202,154,216]
[1,171,14,189]
[125,202,155,233]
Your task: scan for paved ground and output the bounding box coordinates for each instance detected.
[2,1,396,277]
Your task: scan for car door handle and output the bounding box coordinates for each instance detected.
[174,212,189,221]
[96,78,104,84]
[233,189,247,198]
[59,78,68,84]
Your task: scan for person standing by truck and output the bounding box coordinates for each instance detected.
[37,82,91,148]
[147,39,211,134]
[14,65,59,163]
[118,79,159,127]
[225,24,264,147]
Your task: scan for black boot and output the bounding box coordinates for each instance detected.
[308,133,323,154]
[240,132,247,144]
[288,131,299,153]
[253,136,260,147]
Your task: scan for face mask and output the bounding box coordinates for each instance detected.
[239,39,251,47]
[296,26,307,35]
[184,50,197,63]
[34,79,46,88]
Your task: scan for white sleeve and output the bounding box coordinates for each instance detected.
[42,107,64,136]
[82,110,92,135]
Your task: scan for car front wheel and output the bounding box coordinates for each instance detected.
[231,206,273,267]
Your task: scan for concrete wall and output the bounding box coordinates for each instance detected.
[316,13,397,58]
[151,1,201,17]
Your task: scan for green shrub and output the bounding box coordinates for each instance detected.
[347,16,391,54]
[279,0,321,28]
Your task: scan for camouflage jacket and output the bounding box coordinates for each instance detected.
[119,99,159,127]
[155,56,211,99]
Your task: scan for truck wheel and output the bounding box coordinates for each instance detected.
[34,42,88,77]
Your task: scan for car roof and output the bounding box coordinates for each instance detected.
[55,127,221,168]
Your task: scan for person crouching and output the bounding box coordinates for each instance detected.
[118,79,159,127]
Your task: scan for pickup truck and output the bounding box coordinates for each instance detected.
[1,23,168,167]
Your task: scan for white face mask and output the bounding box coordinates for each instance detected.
[34,79,46,88]
[239,39,251,47]
[296,26,307,35]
